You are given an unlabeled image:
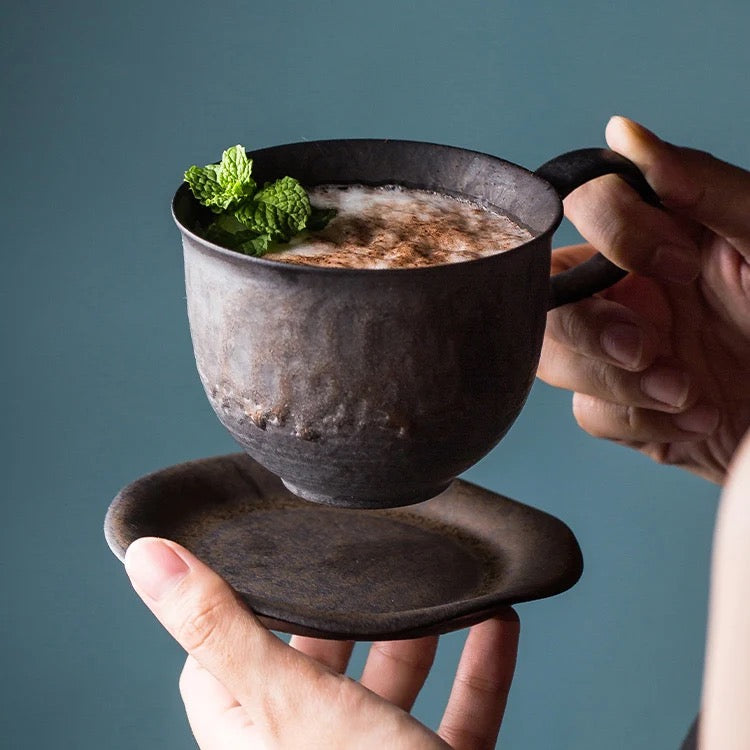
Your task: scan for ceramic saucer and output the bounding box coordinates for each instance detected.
[105,454,582,640]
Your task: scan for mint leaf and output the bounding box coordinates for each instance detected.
[255,176,312,236]
[203,222,251,249]
[214,212,248,234]
[216,145,256,208]
[202,213,275,257]
[202,222,240,247]
[184,145,336,257]
[184,164,223,209]
[255,176,311,220]
[234,176,312,241]
[233,201,280,238]
[217,145,254,188]
[308,206,337,230]
[184,146,255,214]
[238,234,272,256]
[203,212,257,250]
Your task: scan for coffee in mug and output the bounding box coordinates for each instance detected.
[262,184,534,269]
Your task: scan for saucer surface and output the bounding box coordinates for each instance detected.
[105,454,582,639]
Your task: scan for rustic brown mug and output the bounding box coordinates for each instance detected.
[173,140,657,508]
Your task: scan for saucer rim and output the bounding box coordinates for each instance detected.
[105,453,583,640]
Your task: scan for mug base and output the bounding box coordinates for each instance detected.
[280,478,454,509]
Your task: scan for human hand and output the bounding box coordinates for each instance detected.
[700,427,750,749]
[538,116,750,483]
[124,537,520,750]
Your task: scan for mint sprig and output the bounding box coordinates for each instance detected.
[184,145,335,256]
[184,145,256,213]
[235,176,311,241]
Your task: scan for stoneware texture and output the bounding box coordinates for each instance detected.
[105,453,584,640]
[173,141,657,508]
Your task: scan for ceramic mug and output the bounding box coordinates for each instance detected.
[173,140,657,508]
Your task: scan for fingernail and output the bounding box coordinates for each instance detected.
[652,244,700,283]
[125,538,189,601]
[673,404,720,434]
[641,366,691,408]
[600,323,644,369]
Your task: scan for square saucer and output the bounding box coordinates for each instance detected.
[105,454,582,640]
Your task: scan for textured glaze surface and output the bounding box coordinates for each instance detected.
[174,140,559,508]
[184,234,549,507]
[105,454,584,640]
[173,140,652,508]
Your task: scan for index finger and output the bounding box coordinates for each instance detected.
[438,609,520,750]
[564,171,701,283]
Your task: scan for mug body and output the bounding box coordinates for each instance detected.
[173,140,562,508]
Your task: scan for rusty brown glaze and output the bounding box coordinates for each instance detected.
[105,454,583,640]
[173,141,658,508]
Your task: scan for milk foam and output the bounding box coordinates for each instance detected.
[263,184,535,269]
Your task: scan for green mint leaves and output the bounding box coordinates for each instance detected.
[184,145,256,213]
[235,176,311,241]
[184,145,334,256]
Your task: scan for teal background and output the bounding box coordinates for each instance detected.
[2,0,747,747]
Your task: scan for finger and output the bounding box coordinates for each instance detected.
[552,243,677,330]
[550,242,596,275]
[564,169,701,284]
[179,655,254,750]
[359,636,439,711]
[544,294,660,372]
[438,609,520,750]
[180,654,239,716]
[124,538,328,719]
[289,635,354,674]
[606,116,750,255]
[540,341,701,413]
[572,392,721,443]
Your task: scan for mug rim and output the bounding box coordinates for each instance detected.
[171,138,564,276]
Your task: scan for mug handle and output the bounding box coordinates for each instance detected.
[534,148,660,309]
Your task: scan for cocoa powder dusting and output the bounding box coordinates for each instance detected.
[263,184,534,269]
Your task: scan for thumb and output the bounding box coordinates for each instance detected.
[124,537,327,717]
[124,538,444,750]
[606,116,750,253]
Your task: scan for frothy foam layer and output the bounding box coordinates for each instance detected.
[262,184,535,269]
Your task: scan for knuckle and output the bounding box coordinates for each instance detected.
[572,393,623,441]
[538,339,567,386]
[603,213,631,256]
[261,668,349,741]
[571,394,600,435]
[371,641,435,674]
[564,176,607,220]
[642,442,672,466]
[175,593,227,655]
[591,360,620,398]
[582,358,630,406]
[557,307,587,348]
[623,405,640,433]
[440,721,494,750]
[327,673,368,714]
[455,671,504,696]
[548,301,596,350]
